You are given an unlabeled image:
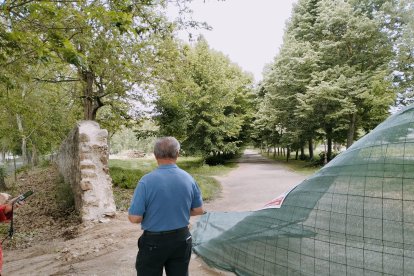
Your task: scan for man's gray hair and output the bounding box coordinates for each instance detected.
[154,137,180,159]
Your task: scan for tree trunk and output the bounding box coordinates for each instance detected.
[82,71,103,120]
[346,113,357,148]
[308,139,314,160]
[13,155,17,181]
[327,136,333,161]
[286,146,290,162]
[295,149,299,160]
[16,114,28,165]
[273,146,276,158]
[325,126,333,161]
[300,145,305,160]
[31,144,39,167]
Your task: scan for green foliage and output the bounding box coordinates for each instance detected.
[110,166,144,189]
[204,152,240,166]
[15,165,31,175]
[0,59,82,164]
[0,0,205,152]
[56,177,75,213]
[39,159,51,168]
[380,0,414,106]
[262,153,319,175]
[109,156,233,200]
[110,123,157,154]
[178,157,237,175]
[0,166,6,190]
[154,38,255,160]
[192,175,221,201]
[0,166,6,179]
[254,0,398,161]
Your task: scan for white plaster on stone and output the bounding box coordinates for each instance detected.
[58,121,116,222]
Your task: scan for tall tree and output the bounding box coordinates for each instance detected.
[0,0,194,121]
[155,38,255,159]
[256,0,396,162]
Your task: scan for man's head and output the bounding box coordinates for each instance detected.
[154,137,180,161]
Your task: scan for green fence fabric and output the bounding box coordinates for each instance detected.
[192,105,414,276]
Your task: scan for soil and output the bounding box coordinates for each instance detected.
[2,149,308,275]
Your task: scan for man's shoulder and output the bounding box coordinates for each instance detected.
[176,167,194,178]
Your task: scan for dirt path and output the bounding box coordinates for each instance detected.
[3,149,308,275]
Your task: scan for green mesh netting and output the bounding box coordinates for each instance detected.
[192,105,414,276]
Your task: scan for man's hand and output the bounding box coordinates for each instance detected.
[128,214,143,224]
[4,200,25,214]
[190,206,204,216]
[14,200,25,208]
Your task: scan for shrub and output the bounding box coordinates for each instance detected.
[15,165,30,174]
[110,167,143,189]
[205,152,241,165]
[56,176,76,214]
[0,166,7,190]
[310,151,341,166]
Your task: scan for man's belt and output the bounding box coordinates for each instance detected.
[143,226,188,236]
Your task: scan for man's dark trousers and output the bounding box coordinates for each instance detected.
[136,227,192,276]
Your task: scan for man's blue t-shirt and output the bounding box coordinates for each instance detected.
[128,164,203,231]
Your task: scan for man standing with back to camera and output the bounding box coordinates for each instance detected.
[128,137,204,276]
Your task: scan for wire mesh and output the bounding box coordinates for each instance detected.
[192,105,414,276]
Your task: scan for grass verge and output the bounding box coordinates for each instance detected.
[109,156,237,210]
[261,152,320,175]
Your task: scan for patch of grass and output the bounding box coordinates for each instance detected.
[109,156,235,204]
[262,153,320,175]
[110,166,144,189]
[178,157,237,176]
[193,174,221,201]
[113,186,134,211]
[176,156,205,169]
[109,159,157,170]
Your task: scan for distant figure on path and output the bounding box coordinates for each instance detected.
[128,137,204,276]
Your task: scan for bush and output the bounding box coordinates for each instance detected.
[110,167,143,189]
[205,152,241,165]
[56,176,76,214]
[15,165,30,174]
[0,166,7,190]
[310,151,341,166]
[40,159,51,168]
[177,158,205,170]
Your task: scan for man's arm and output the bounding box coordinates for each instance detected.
[128,214,143,224]
[190,206,204,216]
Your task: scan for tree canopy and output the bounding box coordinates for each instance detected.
[1,0,413,166]
[154,37,255,162]
[253,0,409,162]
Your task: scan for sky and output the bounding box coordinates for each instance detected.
[169,0,297,82]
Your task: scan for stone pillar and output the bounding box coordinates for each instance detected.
[58,121,116,221]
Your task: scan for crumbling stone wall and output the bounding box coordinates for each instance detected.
[58,121,116,221]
